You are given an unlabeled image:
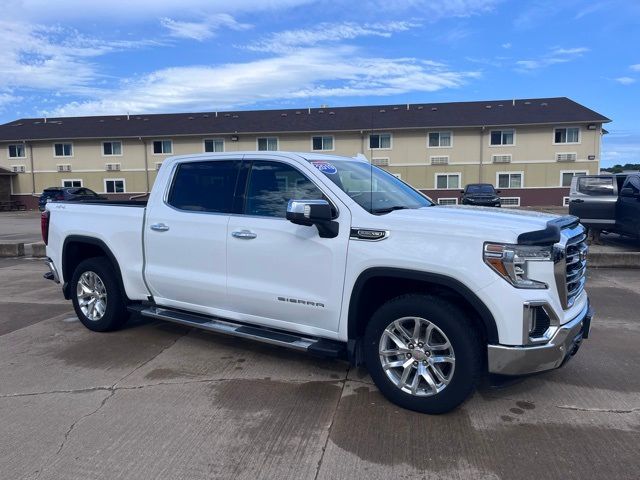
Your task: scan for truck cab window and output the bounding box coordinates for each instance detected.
[168,161,239,213]
[245,161,324,217]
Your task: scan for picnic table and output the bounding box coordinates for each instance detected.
[0,200,27,211]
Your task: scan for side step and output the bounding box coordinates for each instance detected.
[130,305,345,358]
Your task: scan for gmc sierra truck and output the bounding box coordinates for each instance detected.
[42,152,593,414]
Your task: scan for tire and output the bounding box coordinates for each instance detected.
[70,257,128,332]
[363,294,483,414]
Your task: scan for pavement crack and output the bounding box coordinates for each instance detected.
[55,388,116,455]
[313,365,350,480]
[556,405,640,414]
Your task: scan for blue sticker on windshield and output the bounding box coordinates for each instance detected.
[311,161,338,174]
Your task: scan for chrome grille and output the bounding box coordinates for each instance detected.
[563,230,587,308]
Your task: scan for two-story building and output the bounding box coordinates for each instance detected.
[0,97,610,208]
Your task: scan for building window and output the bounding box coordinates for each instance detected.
[561,171,587,187]
[105,163,121,171]
[428,131,452,148]
[312,135,334,151]
[490,130,515,146]
[369,133,391,149]
[257,137,278,151]
[11,165,26,173]
[153,140,173,154]
[54,142,73,157]
[497,172,523,188]
[501,197,521,207]
[435,173,460,189]
[102,141,122,156]
[437,198,458,205]
[62,179,82,188]
[57,164,72,172]
[104,179,125,193]
[204,138,224,152]
[554,127,580,144]
[8,144,25,158]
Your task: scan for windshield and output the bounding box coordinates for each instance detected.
[308,159,432,214]
[466,184,495,194]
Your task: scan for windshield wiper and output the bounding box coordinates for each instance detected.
[371,205,411,214]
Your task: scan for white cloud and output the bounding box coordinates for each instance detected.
[630,64,640,72]
[246,21,419,53]
[615,76,636,85]
[48,48,479,116]
[0,20,155,95]
[160,14,252,41]
[501,42,511,49]
[515,47,589,71]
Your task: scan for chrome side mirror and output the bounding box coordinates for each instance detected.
[286,199,338,238]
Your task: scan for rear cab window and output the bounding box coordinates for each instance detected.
[577,177,615,196]
[168,160,240,213]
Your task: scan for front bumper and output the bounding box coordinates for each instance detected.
[487,301,592,376]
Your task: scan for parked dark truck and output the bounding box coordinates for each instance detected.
[569,173,640,239]
[460,183,502,207]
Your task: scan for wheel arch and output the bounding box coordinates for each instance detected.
[61,235,127,301]
[347,267,498,362]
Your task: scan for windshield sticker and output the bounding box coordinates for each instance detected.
[311,161,338,175]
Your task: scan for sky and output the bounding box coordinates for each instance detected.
[0,0,638,166]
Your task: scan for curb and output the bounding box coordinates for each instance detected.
[0,242,46,258]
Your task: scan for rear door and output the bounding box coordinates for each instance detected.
[569,175,617,228]
[144,158,242,314]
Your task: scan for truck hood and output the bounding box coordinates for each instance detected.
[381,205,562,243]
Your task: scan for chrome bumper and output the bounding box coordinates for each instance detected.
[43,257,60,283]
[487,302,592,376]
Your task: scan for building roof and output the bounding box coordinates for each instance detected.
[0,97,610,142]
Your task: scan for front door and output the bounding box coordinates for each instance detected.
[144,158,241,315]
[226,157,351,335]
[617,176,640,236]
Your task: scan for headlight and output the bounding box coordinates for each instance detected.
[483,242,551,289]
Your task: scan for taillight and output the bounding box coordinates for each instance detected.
[41,211,50,245]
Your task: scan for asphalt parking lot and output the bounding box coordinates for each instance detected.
[1,258,639,480]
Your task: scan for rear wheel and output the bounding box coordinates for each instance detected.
[364,294,483,414]
[71,257,128,332]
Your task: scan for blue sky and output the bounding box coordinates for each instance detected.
[0,0,638,166]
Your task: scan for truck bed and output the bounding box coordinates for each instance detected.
[46,201,149,301]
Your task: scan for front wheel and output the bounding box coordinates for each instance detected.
[71,257,128,332]
[363,294,483,414]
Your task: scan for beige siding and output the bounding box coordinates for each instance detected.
[1,123,603,196]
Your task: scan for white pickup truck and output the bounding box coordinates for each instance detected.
[42,152,593,413]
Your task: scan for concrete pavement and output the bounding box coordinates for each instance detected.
[1,258,639,479]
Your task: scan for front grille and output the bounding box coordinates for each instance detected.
[564,230,588,308]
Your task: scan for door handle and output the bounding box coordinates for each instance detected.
[571,199,584,203]
[232,230,257,239]
[150,223,170,232]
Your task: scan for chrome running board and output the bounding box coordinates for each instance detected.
[130,304,345,358]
